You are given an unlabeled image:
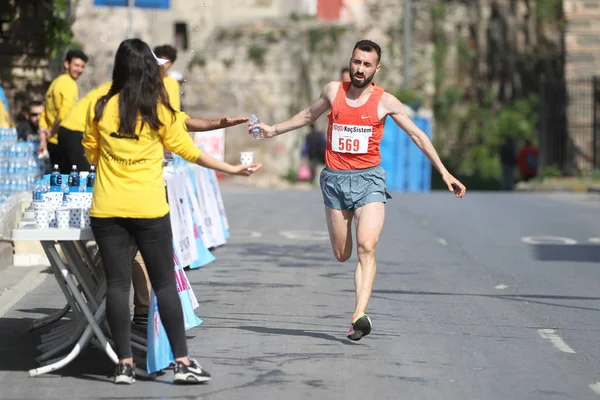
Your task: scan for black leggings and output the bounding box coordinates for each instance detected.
[91,214,188,359]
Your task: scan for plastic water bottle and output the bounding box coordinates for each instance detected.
[86,165,96,193]
[249,114,264,140]
[68,165,80,190]
[32,181,47,201]
[50,164,62,192]
[61,183,69,203]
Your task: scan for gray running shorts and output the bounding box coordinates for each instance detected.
[319,165,390,210]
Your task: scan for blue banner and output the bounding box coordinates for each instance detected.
[93,0,170,9]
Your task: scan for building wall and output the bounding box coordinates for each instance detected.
[564,0,600,79]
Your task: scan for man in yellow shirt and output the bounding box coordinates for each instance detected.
[39,49,88,172]
[59,81,111,172]
[153,44,181,110]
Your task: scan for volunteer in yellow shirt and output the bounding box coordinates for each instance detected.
[59,81,111,172]
[39,49,88,171]
[153,44,181,110]
[82,38,261,385]
[0,98,12,128]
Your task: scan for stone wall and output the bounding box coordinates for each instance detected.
[563,0,600,170]
[564,0,600,79]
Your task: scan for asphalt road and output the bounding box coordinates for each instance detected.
[1,188,600,399]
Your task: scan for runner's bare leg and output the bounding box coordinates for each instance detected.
[352,202,385,316]
[324,205,354,262]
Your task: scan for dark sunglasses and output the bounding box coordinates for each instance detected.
[29,113,41,116]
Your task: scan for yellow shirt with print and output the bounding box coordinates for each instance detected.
[40,74,79,144]
[83,95,199,219]
[163,76,181,110]
[61,81,112,133]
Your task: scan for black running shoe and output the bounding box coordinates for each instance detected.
[114,362,136,384]
[173,359,211,384]
[347,313,372,341]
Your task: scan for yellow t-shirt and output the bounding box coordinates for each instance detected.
[83,95,200,218]
[40,74,79,144]
[0,100,13,128]
[61,81,112,133]
[164,76,181,111]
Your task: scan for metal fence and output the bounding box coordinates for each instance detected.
[540,76,600,173]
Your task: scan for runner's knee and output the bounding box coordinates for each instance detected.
[357,240,377,257]
[333,248,352,262]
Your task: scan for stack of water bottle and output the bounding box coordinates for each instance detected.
[0,127,44,205]
[31,164,96,229]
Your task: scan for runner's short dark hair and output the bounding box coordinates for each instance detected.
[353,40,381,63]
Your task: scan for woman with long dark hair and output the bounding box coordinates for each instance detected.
[83,38,261,384]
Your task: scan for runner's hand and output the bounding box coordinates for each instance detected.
[248,123,276,138]
[231,163,262,176]
[442,174,466,198]
[220,117,249,127]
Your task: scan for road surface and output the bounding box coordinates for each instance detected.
[1,188,600,399]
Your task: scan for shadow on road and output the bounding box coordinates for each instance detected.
[0,308,113,381]
[530,244,600,262]
[236,326,359,346]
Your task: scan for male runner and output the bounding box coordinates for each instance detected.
[249,39,466,341]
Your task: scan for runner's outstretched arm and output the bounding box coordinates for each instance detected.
[185,116,249,132]
[382,93,467,198]
[248,82,337,138]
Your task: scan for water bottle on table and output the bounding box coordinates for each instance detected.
[86,165,96,193]
[249,114,264,140]
[50,164,62,192]
[68,165,80,190]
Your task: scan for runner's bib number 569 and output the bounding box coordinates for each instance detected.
[331,123,372,154]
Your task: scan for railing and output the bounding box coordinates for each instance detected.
[540,76,600,173]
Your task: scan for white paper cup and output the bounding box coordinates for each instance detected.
[33,201,49,211]
[69,208,82,228]
[82,208,91,228]
[240,152,254,165]
[56,209,69,229]
[34,209,52,229]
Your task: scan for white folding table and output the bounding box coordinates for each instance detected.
[10,207,163,377]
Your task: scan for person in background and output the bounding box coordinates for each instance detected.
[83,38,261,385]
[39,49,88,171]
[340,67,351,83]
[518,138,539,182]
[153,44,181,110]
[59,81,112,173]
[302,124,327,186]
[0,96,12,128]
[499,136,517,191]
[16,101,43,143]
[0,84,9,115]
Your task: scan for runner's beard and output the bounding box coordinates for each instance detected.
[351,72,374,89]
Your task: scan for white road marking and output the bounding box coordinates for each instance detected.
[0,266,48,318]
[521,236,578,245]
[438,238,447,246]
[494,284,508,290]
[537,329,576,354]
[589,383,600,395]
[279,230,330,241]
